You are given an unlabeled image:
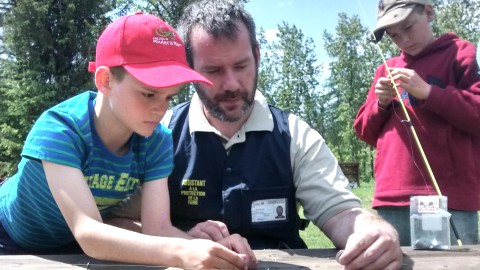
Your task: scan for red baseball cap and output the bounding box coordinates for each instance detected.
[88,12,211,88]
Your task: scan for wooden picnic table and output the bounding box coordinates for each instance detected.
[1,245,479,269]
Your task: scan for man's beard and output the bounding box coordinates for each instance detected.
[195,74,257,123]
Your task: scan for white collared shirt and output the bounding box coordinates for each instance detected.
[162,91,360,229]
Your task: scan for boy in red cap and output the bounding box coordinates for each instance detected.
[0,12,256,269]
[354,0,480,246]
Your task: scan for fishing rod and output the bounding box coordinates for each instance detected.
[356,0,462,247]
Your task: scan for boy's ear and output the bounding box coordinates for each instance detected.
[94,66,112,94]
[425,5,435,22]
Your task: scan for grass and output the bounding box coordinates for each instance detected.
[299,180,375,248]
[299,181,480,248]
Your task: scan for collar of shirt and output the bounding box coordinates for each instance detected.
[188,90,274,134]
[185,91,273,150]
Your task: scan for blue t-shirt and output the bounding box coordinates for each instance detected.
[0,91,173,250]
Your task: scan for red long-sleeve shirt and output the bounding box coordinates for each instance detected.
[354,33,480,211]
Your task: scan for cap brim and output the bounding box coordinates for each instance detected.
[372,5,416,43]
[124,61,212,88]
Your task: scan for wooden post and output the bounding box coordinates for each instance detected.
[338,162,360,187]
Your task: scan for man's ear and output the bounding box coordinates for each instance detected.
[255,41,261,66]
[94,66,112,94]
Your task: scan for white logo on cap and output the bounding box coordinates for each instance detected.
[153,27,181,47]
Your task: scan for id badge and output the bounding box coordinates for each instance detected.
[251,198,287,223]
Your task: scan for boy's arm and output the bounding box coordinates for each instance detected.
[42,161,251,269]
[423,54,480,135]
[140,178,192,238]
[141,178,256,266]
[353,66,394,147]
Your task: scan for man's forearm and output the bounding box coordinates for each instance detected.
[321,207,398,248]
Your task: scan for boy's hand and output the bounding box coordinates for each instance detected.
[188,220,231,241]
[179,238,256,269]
[218,234,258,269]
[375,77,397,108]
[389,68,432,100]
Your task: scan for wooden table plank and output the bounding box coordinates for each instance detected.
[1,246,479,269]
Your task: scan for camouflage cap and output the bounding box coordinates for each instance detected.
[373,0,433,43]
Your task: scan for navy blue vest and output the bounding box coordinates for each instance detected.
[168,102,307,249]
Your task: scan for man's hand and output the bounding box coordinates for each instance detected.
[322,208,403,270]
[188,220,231,241]
[337,227,403,270]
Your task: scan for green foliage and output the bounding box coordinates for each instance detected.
[299,218,333,249]
[112,0,249,27]
[1,0,479,181]
[300,181,375,248]
[433,0,480,43]
[0,0,114,177]
[258,22,322,130]
[320,0,480,184]
[322,13,379,182]
[257,29,277,105]
[112,0,198,27]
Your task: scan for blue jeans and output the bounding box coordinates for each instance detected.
[376,206,479,246]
